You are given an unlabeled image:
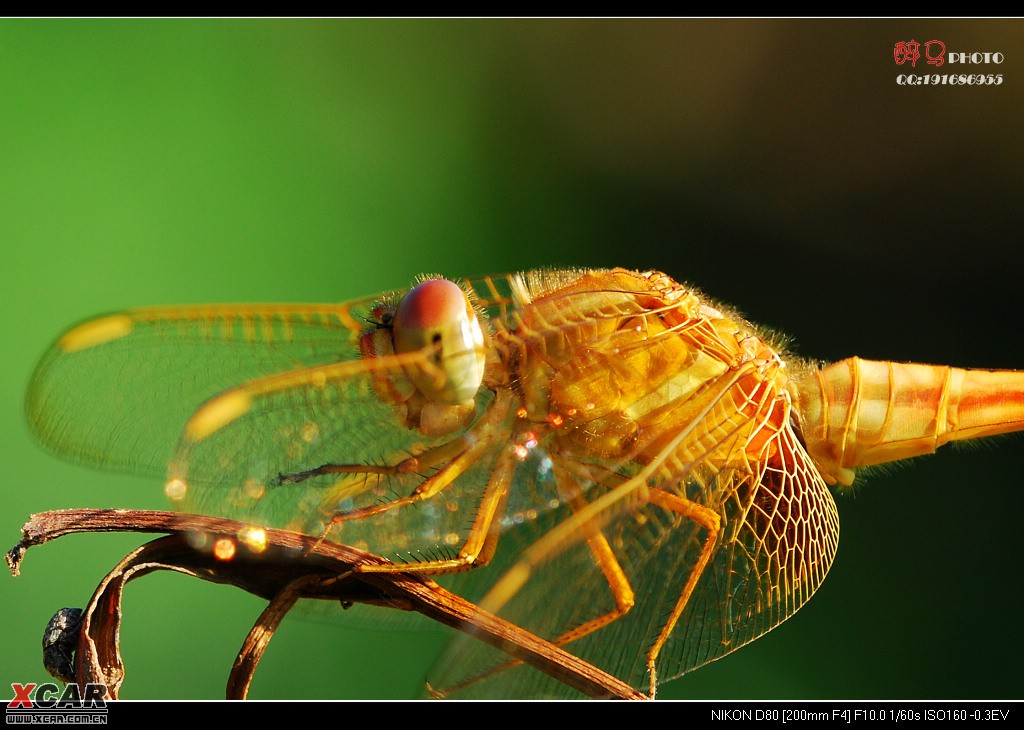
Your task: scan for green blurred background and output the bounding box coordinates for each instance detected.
[3,19,1023,700]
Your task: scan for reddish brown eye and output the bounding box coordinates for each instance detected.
[392,278,486,403]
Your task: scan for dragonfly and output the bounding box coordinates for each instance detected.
[25,267,1024,699]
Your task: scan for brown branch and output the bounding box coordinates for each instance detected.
[228,574,321,700]
[8,508,645,700]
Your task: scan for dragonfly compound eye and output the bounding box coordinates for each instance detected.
[392,278,486,403]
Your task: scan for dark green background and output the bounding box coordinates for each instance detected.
[3,19,1022,700]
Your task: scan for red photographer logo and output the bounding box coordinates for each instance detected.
[894,39,946,67]
[894,39,1004,86]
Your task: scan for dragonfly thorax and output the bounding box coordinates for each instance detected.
[505,269,792,467]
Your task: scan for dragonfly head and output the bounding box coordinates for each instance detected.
[392,277,487,404]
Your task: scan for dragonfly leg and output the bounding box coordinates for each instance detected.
[641,486,721,699]
[282,434,485,556]
[356,439,515,574]
[545,464,635,644]
[317,389,516,574]
[276,462,407,485]
[429,464,638,698]
[275,432,472,487]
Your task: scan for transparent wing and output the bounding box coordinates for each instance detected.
[26,299,384,478]
[167,353,512,553]
[159,274,539,552]
[26,274,522,484]
[25,275,534,555]
[427,381,840,699]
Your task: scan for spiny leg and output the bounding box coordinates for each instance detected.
[328,435,487,524]
[428,462,637,698]
[642,486,721,699]
[277,389,513,530]
[321,390,518,575]
[275,432,472,489]
[546,463,635,645]
[452,464,722,699]
[278,433,483,554]
[356,440,516,575]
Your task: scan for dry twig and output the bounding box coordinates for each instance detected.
[7,509,644,700]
